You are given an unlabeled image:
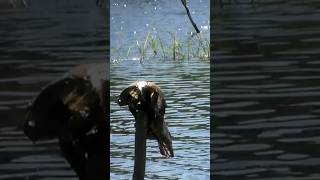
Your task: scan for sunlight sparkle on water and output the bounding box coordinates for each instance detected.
[201,26,209,30]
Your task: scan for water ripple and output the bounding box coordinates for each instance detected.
[213,0,320,179]
[111,60,209,179]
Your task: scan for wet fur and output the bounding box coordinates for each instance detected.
[24,64,107,180]
[118,81,174,157]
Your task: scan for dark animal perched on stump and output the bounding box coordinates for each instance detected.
[117,81,174,158]
[117,81,173,179]
[23,63,107,180]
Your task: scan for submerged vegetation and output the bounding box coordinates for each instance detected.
[111,31,210,62]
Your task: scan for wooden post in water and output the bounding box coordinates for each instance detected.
[133,110,148,180]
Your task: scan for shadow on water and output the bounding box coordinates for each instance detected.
[0,0,107,179]
[213,0,320,179]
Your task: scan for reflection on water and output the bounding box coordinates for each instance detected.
[110,60,210,179]
[0,0,107,179]
[213,1,320,179]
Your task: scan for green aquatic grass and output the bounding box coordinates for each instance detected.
[136,32,151,62]
[112,31,210,62]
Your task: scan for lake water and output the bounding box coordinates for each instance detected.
[110,0,210,61]
[0,0,107,179]
[213,0,320,179]
[110,60,210,179]
[110,0,210,179]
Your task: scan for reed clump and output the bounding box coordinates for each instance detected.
[111,31,210,63]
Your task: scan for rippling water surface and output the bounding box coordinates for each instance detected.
[110,60,210,179]
[0,0,107,179]
[111,0,210,179]
[213,0,320,179]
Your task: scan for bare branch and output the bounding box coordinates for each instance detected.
[180,0,200,33]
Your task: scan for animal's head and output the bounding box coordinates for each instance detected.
[117,84,142,109]
[24,77,102,142]
[24,79,70,141]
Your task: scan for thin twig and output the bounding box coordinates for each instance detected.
[180,0,200,33]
